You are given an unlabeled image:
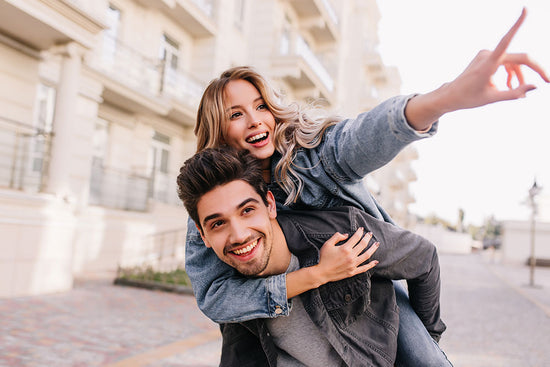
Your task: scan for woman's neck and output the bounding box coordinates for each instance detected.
[262,158,272,183]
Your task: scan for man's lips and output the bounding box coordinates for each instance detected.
[230,239,259,256]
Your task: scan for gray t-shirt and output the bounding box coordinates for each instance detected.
[265,254,343,366]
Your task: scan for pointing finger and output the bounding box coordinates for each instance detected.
[492,7,526,62]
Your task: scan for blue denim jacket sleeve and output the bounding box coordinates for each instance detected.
[185,217,290,322]
[185,94,437,323]
[320,94,437,181]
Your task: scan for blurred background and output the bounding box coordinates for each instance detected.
[0,0,548,326]
[1,1,550,366]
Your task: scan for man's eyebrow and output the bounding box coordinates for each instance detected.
[224,96,264,113]
[201,197,261,227]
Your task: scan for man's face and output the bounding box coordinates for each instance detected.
[197,180,277,276]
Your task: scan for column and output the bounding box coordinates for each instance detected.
[45,42,83,200]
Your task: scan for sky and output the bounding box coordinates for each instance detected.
[376,0,550,226]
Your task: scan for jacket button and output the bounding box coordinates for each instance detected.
[345,294,352,302]
[275,306,283,314]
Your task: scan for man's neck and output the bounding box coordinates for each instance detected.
[258,218,291,276]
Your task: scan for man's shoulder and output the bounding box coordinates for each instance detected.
[278,206,357,234]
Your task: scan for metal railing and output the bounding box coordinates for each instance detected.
[90,34,206,108]
[160,61,205,107]
[140,227,187,272]
[191,0,215,17]
[91,34,162,96]
[296,36,334,92]
[89,159,150,211]
[89,161,182,211]
[0,117,51,192]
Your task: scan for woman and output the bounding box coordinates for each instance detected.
[183,9,547,366]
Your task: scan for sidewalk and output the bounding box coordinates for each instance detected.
[438,251,550,367]
[1,251,549,367]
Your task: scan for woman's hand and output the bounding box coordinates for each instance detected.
[405,7,549,131]
[313,227,379,284]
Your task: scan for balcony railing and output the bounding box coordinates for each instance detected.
[140,227,187,272]
[90,34,205,110]
[160,62,205,107]
[320,0,339,25]
[191,0,214,17]
[296,36,334,92]
[92,35,162,97]
[89,160,182,211]
[0,117,51,193]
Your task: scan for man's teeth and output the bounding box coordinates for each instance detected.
[246,132,267,143]
[233,240,258,255]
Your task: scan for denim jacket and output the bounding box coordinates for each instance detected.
[185,94,438,322]
[219,206,446,367]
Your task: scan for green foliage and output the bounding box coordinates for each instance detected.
[117,266,191,286]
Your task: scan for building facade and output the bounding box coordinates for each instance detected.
[0,0,417,297]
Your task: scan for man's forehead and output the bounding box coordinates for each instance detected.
[197,180,261,223]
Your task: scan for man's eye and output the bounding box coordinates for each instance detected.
[243,207,254,214]
[211,220,224,229]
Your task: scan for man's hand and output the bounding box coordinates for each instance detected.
[313,227,379,285]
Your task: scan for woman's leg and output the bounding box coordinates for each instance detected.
[394,281,453,367]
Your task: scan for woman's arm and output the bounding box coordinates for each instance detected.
[405,8,548,131]
[186,218,375,322]
[286,230,378,298]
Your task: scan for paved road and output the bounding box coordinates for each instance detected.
[439,252,550,367]
[1,252,549,367]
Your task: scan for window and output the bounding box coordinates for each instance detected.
[29,84,55,183]
[160,34,180,93]
[148,131,171,202]
[234,0,246,29]
[103,4,121,64]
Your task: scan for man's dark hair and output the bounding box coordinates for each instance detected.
[177,146,269,228]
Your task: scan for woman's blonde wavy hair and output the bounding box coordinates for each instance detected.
[195,66,341,205]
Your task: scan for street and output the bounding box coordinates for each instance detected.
[1,252,549,366]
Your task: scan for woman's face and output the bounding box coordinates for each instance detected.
[222,79,276,167]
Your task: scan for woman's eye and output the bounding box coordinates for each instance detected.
[257,104,268,110]
[230,111,242,119]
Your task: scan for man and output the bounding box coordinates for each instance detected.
[177,147,446,366]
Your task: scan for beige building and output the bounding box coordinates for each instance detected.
[0,0,417,298]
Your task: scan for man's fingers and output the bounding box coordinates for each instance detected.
[492,7,526,61]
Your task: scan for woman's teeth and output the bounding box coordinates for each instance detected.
[246,132,267,143]
[232,240,258,255]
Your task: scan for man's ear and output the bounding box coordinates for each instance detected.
[266,191,277,219]
[196,223,212,248]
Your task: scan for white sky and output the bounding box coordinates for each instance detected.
[376,0,550,226]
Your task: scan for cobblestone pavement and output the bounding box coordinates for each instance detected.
[1,252,549,367]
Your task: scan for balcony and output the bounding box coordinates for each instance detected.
[0,117,51,193]
[89,161,150,211]
[89,161,181,212]
[283,0,339,45]
[272,35,334,104]
[0,0,104,50]
[133,0,216,37]
[87,35,205,125]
